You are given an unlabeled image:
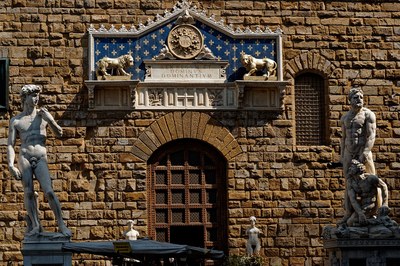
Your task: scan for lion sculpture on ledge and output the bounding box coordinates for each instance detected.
[240,53,277,79]
[96,54,134,80]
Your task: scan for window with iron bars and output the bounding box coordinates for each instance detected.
[295,73,327,145]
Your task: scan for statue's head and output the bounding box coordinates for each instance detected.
[127,219,135,228]
[123,54,134,67]
[348,87,364,109]
[349,159,366,177]
[20,84,42,105]
[240,53,250,66]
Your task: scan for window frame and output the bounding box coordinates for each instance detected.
[294,71,329,146]
[0,58,9,111]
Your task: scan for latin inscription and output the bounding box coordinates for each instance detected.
[143,60,229,83]
[161,67,213,79]
[146,64,226,82]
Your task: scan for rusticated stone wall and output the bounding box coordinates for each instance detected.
[0,1,400,265]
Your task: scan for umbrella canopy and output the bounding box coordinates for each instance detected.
[62,239,224,260]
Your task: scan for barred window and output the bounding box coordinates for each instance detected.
[0,58,9,110]
[295,73,327,145]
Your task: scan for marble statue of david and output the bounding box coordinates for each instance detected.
[7,84,72,238]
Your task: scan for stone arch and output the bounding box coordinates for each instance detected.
[285,52,341,146]
[285,51,341,81]
[131,111,243,161]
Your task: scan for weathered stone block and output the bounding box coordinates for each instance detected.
[0,211,18,221]
[226,1,253,10]
[228,191,248,200]
[125,192,146,201]
[301,178,316,190]
[275,237,295,247]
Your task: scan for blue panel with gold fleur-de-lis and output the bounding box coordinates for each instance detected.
[94,20,277,82]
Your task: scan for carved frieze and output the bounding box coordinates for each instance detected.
[208,89,224,106]
[136,83,237,110]
[148,89,164,106]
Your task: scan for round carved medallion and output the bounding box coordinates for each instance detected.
[167,24,204,59]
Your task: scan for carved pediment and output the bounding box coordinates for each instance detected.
[85,0,287,111]
[87,0,283,82]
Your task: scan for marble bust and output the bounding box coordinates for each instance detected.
[124,220,140,240]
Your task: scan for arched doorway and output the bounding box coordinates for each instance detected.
[147,139,228,253]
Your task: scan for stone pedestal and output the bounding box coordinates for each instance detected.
[323,238,400,266]
[22,240,72,266]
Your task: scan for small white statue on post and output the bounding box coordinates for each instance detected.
[124,220,140,240]
[246,216,261,256]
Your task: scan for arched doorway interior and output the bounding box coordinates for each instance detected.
[147,139,227,252]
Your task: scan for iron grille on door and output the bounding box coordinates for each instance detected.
[148,140,227,252]
[295,73,326,145]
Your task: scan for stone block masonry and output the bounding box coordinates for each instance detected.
[0,1,400,265]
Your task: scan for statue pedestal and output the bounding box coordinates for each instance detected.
[22,239,72,266]
[323,238,400,265]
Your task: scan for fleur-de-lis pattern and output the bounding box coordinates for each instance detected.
[94,21,277,81]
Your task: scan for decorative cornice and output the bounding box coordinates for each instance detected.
[88,0,283,37]
[324,238,400,249]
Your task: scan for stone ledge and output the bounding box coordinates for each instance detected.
[324,238,400,249]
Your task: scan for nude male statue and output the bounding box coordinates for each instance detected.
[340,87,376,178]
[339,87,377,223]
[7,84,72,237]
[344,160,389,227]
[246,216,261,256]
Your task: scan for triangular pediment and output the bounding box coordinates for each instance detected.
[88,1,282,38]
[87,0,283,82]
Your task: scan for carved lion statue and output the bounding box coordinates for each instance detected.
[240,53,277,78]
[96,54,134,79]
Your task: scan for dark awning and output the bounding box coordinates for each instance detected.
[62,239,224,260]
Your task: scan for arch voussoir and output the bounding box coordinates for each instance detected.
[286,51,340,79]
[131,112,243,161]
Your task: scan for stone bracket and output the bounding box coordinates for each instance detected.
[85,80,139,110]
[235,80,288,111]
